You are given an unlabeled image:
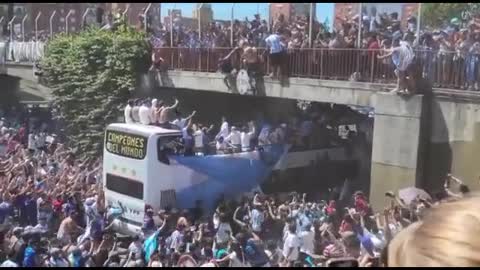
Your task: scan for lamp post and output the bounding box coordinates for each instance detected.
[309,3,313,48]
[122,5,129,23]
[143,3,152,33]
[35,12,41,41]
[198,3,204,40]
[416,3,422,43]
[65,10,73,34]
[81,8,93,29]
[21,14,28,42]
[8,16,16,41]
[231,4,235,47]
[49,10,56,37]
[357,3,362,48]
[170,4,177,47]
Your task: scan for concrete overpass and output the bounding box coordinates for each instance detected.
[4,62,480,210]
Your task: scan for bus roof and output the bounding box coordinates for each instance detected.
[107,123,182,137]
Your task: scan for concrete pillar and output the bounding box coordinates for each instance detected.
[369,92,424,211]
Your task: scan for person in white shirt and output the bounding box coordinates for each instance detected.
[224,126,241,152]
[240,123,256,152]
[36,132,46,151]
[171,110,196,130]
[138,101,152,125]
[283,223,301,267]
[215,116,229,141]
[131,99,141,123]
[216,136,227,155]
[150,99,159,125]
[215,213,232,245]
[28,132,36,152]
[192,124,205,155]
[124,99,134,124]
[299,224,315,256]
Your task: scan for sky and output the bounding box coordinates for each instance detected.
[160,3,335,29]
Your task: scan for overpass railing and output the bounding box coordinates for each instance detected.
[155,47,480,90]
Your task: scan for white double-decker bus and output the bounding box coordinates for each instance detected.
[103,123,350,235]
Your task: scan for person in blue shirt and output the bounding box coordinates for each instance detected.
[22,239,40,267]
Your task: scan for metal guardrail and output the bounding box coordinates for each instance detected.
[154,47,480,91]
[0,41,45,63]
[3,43,480,91]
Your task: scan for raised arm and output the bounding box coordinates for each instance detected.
[166,99,179,110]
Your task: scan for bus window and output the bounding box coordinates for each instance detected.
[106,173,144,200]
[157,135,183,164]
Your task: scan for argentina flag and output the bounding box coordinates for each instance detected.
[143,229,161,263]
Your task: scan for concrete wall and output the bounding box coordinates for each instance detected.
[423,93,480,195]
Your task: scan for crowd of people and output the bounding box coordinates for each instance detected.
[0,110,474,267]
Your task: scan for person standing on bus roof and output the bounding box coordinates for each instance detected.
[158,99,179,129]
[131,99,141,123]
[124,99,134,124]
[150,99,159,125]
[215,116,229,141]
[139,100,152,125]
[225,126,241,153]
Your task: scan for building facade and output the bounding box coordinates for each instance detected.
[270,3,316,24]
[334,3,419,31]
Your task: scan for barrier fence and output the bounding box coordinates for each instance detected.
[0,41,45,63]
[2,42,480,91]
[155,47,480,90]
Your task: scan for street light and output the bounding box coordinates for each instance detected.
[122,5,129,24]
[357,3,362,48]
[81,8,94,29]
[8,16,16,42]
[35,12,41,41]
[170,3,176,47]
[49,10,56,37]
[143,3,152,33]
[21,14,28,42]
[309,3,313,48]
[198,3,204,40]
[416,3,422,46]
[65,10,73,34]
[231,4,235,47]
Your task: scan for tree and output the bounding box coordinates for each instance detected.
[422,3,472,29]
[41,24,150,157]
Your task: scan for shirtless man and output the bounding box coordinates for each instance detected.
[157,99,179,129]
[240,40,261,93]
[57,211,84,246]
